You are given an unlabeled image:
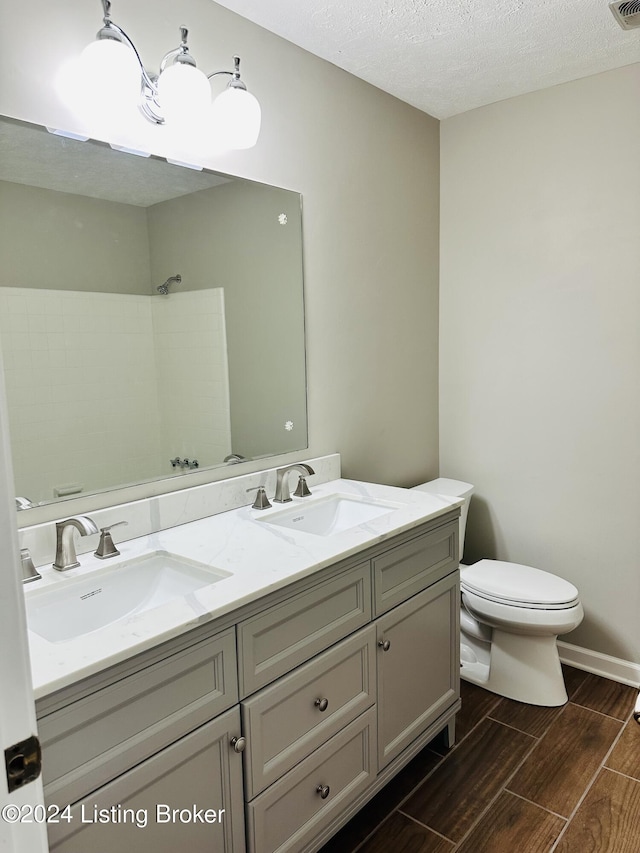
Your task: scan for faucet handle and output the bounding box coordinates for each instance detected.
[246,486,272,510]
[94,521,128,559]
[21,548,41,584]
[293,476,312,498]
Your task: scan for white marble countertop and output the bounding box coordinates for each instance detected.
[25,478,461,699]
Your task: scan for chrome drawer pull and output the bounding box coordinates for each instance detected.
[378,639,391,652]
[314,697,329,712]
[316,784,330,799]
[230,736,246,754]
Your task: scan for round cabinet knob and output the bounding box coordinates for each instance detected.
[378,639,391,652]
[230,736,246,754]
[316,784,330,800]
[314,697,329,712]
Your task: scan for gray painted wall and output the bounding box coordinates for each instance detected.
[0,181,150,294]
[440,64,640,662]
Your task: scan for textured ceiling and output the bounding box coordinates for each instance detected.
[213,0,640,118]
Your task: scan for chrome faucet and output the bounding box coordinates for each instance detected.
[53,515,99,572]
[273,463,315,503]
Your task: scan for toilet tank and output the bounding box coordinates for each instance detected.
[411,478,474,562]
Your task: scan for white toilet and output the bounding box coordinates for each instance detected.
[413,478,583,706]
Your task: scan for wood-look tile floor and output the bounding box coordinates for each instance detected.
[319,667,640,852]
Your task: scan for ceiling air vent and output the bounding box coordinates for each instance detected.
[609,1,640,29]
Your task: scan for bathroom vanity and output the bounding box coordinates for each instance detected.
[24,477,460,853]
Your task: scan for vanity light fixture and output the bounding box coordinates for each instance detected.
[56,0,261,150]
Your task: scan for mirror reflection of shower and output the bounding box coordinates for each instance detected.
[156,274,182,295]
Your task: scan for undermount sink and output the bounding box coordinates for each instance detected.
[26,551,231,643]
[261,494,402,537]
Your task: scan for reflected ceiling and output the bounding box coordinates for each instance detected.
[0,122,229,206]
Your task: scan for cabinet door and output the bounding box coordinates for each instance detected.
[47,707,245,853]
[377,572,459,769]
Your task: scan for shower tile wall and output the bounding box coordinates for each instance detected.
[0,287,161,503]
[0,286,231,504]
[152,288,231,470]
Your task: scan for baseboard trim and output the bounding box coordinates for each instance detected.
[558,641,640,688]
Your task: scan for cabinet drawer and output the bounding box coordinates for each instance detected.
[47,706,245,853]
[40,627,237,807]
[372,521,458,615]
[246,708,376,853]
[242,625,376,798]
[238,563,371,697]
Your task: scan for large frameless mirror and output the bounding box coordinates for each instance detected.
[0,116,307,509]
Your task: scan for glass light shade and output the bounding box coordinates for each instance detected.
[79,38,141,112]
[157,63,211,125]
[55,57,86,113]
[55,39,140,134]
[211,86,261,150]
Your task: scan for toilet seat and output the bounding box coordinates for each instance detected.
[461,560,579,610]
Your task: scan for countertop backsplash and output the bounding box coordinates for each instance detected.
[19,453,342,570]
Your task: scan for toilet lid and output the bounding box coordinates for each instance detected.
[461,560,579,609]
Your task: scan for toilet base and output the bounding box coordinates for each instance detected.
[460,629,568,706]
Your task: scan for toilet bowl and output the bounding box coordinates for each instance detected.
[412,479,583,706]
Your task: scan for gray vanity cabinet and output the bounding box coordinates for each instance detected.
[37,510,460,853]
